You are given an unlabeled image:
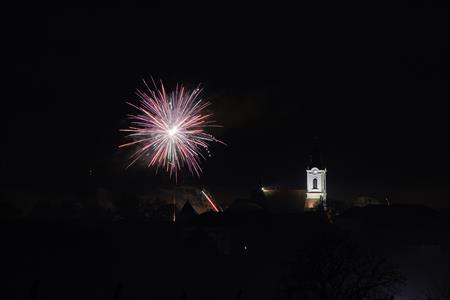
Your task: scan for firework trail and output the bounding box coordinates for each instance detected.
[201,190,222,212]
[119,79,224,179]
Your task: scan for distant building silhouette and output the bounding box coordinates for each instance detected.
[353,196,385,207]
[178,200,198,223]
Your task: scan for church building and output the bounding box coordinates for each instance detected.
[258,142,327,212]
[305,143,327,210]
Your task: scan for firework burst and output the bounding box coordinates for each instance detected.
[119,79,224,179]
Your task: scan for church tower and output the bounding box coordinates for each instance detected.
[305,142,327,210]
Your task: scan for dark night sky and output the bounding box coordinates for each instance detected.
[4,5,448,208]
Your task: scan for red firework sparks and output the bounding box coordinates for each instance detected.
[119,79,224,179]
[201,190,222,212]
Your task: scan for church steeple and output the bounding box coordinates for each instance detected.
[307,138,323,169]
[305,138,327,211]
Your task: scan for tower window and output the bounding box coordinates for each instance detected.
[313,178,318,189]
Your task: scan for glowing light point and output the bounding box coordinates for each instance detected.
[168,126,178,137]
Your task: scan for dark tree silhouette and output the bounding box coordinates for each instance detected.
[286,230,404,300]
[424,274,450,300]
[112,282,122,300]
[29,279,39,300]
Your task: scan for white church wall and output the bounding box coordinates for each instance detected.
[305,167,327,210]
[306,168,326,194]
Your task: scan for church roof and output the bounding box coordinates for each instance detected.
[180,200,198,217]
[307,139,324,169]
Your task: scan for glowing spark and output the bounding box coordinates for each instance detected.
[119,79,224,179]
[168,126,178,137]
[201,190,221,212]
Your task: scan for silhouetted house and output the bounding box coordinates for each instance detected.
[353,196,386,207]
[227,198,264,213]
[0,201,21,220]
[337,204,444,246]
[178,200,198,223]
[325,197,351,215]
[260,186,306,213]
[136,186,220,221]
[157,203,177,222]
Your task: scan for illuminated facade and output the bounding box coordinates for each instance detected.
[305,167,327,210]
[304,142,327,210]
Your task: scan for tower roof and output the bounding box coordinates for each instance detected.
[307,139,324,169]
[180,200,198,217]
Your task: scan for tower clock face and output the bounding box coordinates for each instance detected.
[313,169,318,175]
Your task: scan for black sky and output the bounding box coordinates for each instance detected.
[4,5,448,207]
